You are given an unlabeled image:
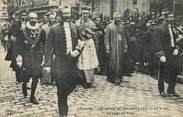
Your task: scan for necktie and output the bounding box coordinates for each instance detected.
[168,24,175,47]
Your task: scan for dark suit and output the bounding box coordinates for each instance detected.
[153,22,179,94]
[18,24,45,100]
[44,22,83,116]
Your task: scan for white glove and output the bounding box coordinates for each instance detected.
[43,67,51,73]
[160,56,166,63]
[4,35,8,41]
[70,50,79,57]
[173,49,179,56]
[10,35,16,42]
[130,22,135,25]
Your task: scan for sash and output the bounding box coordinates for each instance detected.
[64,22,73,54]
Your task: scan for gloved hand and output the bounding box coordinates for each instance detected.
[10,35,16,42]
[160,56,166,63]
[173,49,179,56]
[70,50,79,57]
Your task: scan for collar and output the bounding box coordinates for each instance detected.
[26,21,40,30]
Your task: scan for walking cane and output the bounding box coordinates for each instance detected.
[157,60,160,80]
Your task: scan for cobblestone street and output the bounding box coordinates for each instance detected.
[0,46,183,117]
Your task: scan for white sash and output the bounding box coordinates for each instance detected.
[64,22,73,54]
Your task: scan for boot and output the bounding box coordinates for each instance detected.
[30,96,39,105]
[30,78,39,104]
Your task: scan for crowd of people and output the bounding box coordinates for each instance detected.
[0,5,183,117]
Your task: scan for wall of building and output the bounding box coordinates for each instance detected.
[99,0,150,18]
[0,0,8,20]
[7,0,61,17]
[7,0,151,19]
[100,0,111,17]
[116,0,150,15]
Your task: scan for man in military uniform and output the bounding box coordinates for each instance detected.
[43,6,84,117]
[16,12,44,104]
[153,13,180,97]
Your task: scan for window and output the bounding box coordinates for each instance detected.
[133,0,137,5]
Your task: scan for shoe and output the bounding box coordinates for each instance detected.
[30,96,39,105]
[60,114,67,117]
[173,93,180,97]
[167,92,180,97]
[160,92,166,97]
[82,82,92,89]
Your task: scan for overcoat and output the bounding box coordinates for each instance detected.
[153,22,179,77]
[19,23,45,78]
[6,21,22,71]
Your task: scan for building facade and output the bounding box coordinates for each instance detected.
[0,0,8,20]
[80,0,150,19]
[6,0,183,19]
[6,0,151,19]
[7,0,61,18]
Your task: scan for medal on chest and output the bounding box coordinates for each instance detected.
[23,22,41,48]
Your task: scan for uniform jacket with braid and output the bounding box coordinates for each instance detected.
[44,22,80,77]
[153,22,179,66]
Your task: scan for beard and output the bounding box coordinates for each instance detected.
[29,21,36,26]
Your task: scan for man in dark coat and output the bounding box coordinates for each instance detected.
[17,12,44,104]
[142,20,156,75]
[6,12,23,84]
[153,13,180,97]
[94,17,106,75]
[43,6,84,117]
